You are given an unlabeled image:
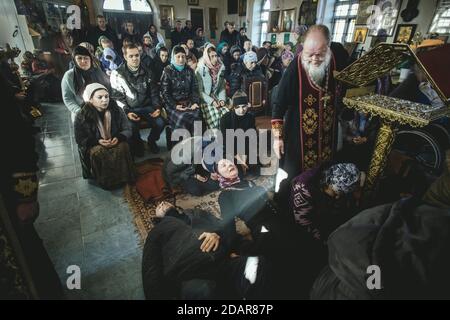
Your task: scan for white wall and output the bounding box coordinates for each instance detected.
[319,0,440,53]
[0,0,35,59]
[360,0,439,52]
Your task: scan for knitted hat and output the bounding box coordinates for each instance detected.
[98,35,110,46]
[232,90,248,106]
[82,83,108,102]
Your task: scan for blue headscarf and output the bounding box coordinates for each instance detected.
[171,45,186,71]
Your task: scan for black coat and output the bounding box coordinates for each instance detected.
[171,29,187,47]
[228,63,266,98]
[74,101,132,178]
[87,26,119,50]
[311,198,450,299]
[110,63,161,114]
[142,209,229,299]
[220,29,239,47]
[160,64,200,110]
[150,56,169,85]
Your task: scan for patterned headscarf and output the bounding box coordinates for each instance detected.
[202,43,222,86]
[323,163,360,194]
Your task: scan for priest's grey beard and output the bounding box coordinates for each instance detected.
[301,49,332,85]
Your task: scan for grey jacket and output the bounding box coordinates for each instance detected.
[61,69,84,114]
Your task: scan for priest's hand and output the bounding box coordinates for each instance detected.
[99,139,112,147]
[199,232,220,252]
[273,137,284,159]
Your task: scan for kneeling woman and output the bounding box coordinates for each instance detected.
[75,83,136,189]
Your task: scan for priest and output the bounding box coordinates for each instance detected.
[272,25,337,180]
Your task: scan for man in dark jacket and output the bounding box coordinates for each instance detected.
[183,20,196,40]
[87,15,119,50]
[171,21,187,47]
[220,22,239,47]
[110,44,166,155]
[142,203,273,300]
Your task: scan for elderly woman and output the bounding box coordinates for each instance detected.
[74,83,135,190]
[161,45,201,133]
[61,46,110,119]
[291,163,364,242]
[196,44,229,129]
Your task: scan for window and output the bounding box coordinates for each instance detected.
[331,0,359,43]
[103,0,152,13]
[430,0,450,35]
[260,0,270,44]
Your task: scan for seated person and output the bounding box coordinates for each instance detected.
[27,51,61,103]
[311,170,450,299]
[338,111,379,171]
[220,90,257,169]
[161,45,201,133]
[61,45,110,120]
[291,163,364,242]
[111,44,166,156]
[150,45,169,86]
[100,47,122,76]
[74,83,136,190]
[142,201,272,300]
[228,51,267,109]
[196,43,229,130]
[142,34,156,59]
[95,36,113,61]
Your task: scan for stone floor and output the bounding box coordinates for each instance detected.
[34,102,167,300]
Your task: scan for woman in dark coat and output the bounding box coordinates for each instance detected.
[150,46,169,85]
[161,45,202,133]
[74,83,135,190]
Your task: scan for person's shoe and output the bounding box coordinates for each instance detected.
[148,140,160,154]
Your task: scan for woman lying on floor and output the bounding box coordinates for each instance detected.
[142,201,273,300]
[163,136,250,196]
[74,83,136,190]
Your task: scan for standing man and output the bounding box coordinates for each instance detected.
[171,20,186,47]
[272,25,337,180]
[184,20,196,40]
[220,22,239,47]
[87,15,119,50]
[111,45,166,155]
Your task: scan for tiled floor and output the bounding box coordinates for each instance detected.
[34,102,166,300]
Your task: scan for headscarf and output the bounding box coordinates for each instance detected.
[83,83,111,140]
[322,163,360,194]
[202,43,222,86]
[243,51,257,64]
[281,50,294,61]
[102,47,119,71]
[217,42,229,56]
[171,45,186,71]
[72,45,109,95]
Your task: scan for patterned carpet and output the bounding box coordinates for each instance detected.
[124,159,275,243]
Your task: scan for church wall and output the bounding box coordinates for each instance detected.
[0,0,35,61]
[360,0,440,52]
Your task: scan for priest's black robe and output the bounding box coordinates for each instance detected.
[272,54,338,180]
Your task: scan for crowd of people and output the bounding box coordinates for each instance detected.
[1,13,449,300]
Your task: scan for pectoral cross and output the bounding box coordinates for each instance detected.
[321,94,331,108]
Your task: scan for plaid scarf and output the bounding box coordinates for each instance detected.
[219,176,241,189]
